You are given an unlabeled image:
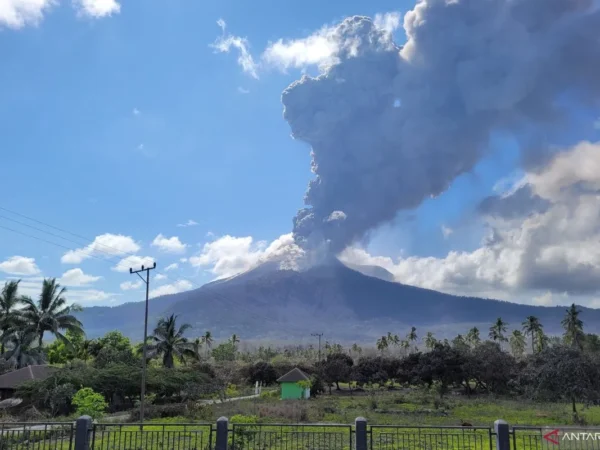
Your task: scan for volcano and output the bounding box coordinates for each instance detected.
[76,258,600,342]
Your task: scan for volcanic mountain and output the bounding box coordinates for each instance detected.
[76,258,600,342]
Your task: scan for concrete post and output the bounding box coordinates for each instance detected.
[494,419,510,450]
[74,416,93,450]
[215,416,229,450]
[355,417,368,450]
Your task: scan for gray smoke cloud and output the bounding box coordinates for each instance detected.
[282,0,600,253]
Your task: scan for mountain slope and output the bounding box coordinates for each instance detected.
[75,259,600,341]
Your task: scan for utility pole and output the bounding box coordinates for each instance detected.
[311,332,323,361]
[129,262,157,427]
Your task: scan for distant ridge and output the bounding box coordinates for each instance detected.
[75,259,600,342]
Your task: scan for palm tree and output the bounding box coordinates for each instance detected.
[562,304,584,349]
[407,327,418,353]
[147,314,195,368]
[20,278,83,347]
[489,317,508,342]
[0,280,25,353]
[2,329,46,369]
[351,343,362,356]
[509,330,526,359]
[201,331,213,358]
[230,334,240,346]
[522,316,543,354]
[425,332,437,350]
[191,337,202,360]
[376,336,388,354]
[387,332,400,347]
[466,327,480,347]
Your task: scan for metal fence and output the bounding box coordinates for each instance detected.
[230,423,354,450]
[369,425,494,450]
[0,422,74,450]
[2,417,600,450]
[91,423,213,450]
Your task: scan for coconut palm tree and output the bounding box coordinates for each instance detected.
[509,330,526,359]
[0,280,25,353]
[376,336,388,354]
[20,278,83,347]
[489,317,508,342]
[147,314,195,368]
[407,327,418,352]
[562,303,584,349]
[201,331,213,358]
[425,332,437,350]
[387,332,400,348]
[230,334,240,346]
[522,316,543,354]
[2,329,45,369]
[466,327,480,347]
[191,337,202,360]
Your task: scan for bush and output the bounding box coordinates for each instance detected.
[260,389,279,399]
[129,403,188,421]
[71,388,108,419]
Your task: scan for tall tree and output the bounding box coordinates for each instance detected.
[509,330,526,359]
[407,327,418,353]
[147,314,194,368]
[376,336,388,354]
[230,334,240,346]
[0,280,24,353]
[387,332,400,347]
[466,327,481,347]
[201,331,213,358]
[522,316,543,354]
[20,278,83,347]
[425,332,437,350]
[2,329,46,369]
[562,304,584,350]
[489,317,508,342]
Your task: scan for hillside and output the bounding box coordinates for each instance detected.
[75,258,600,342]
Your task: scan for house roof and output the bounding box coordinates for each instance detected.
[0,365,58,390]
[277,368,310,383]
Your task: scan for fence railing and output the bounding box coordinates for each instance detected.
[1,416,600,450]
[0,422,74,449]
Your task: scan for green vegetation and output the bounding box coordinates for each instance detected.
[1,278,600,434]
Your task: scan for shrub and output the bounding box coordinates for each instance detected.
[259,389,279,399]
[71,388,108,419]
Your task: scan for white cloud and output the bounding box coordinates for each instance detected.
[151,234,187,254]
[339,141,600,303]
[120,280,142,291]
[155,273,167,281]
[211,19,259,79]
[238,87,250,94]
[149,280,192,298]
[441,225,453,239]
[62,233,140,264]
[189,233,303,279]
[73,0,120,18]
[0,256,40,276]
[59,268,101,286]
[179,258,188,263]
[261,11,398,72]
[112,255,155,273]
[133,108,140,115]
[373,12,402,35]
[0,0,54,29]
[164,263,178,272]
[67,289,118,304]
[177,219,198,228]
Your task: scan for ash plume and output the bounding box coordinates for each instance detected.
[282,0,600,253]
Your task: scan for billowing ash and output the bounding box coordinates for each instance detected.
[282,0,600,253]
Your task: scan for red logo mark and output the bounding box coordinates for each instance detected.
[543,429,560,445]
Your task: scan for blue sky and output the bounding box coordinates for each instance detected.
[2,0,599,308]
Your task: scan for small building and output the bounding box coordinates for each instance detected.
[0,365,58,400]
[277,368,311,400]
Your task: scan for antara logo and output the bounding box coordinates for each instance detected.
[543,429,600,444]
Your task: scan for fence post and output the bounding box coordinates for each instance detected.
[215,416,229,450]
[74,415,93,450]
[494,419,510,450]
[355,417,368,450]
